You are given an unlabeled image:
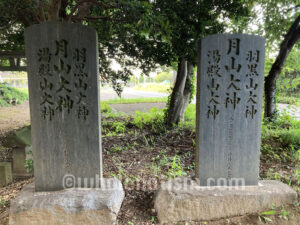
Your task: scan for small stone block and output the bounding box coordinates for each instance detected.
[0,162,12,187]
[12,147,29,178]
[154,177,297,224]
[9,179,124,225]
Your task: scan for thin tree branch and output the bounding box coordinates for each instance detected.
[85,15,122,21]
[66,0,118,22]
[284,4,300,13]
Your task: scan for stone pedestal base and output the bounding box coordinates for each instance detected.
[154,177,297,224]
[9,179,124,225]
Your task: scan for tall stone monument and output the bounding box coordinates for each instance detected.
[9,22,124,225]
[25,22,102,191]
[154,34,297,224]
[196,34,264,186]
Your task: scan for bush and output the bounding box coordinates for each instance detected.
[100,102,112,113]
[278,129,300,149]
[133,108,165,133]
[0,84,28,106]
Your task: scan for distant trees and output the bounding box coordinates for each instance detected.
[154,72,173,83]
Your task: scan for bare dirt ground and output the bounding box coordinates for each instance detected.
[0,102,30,136]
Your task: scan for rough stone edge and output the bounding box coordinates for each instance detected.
[10,178,124,225]
[154,177,297,224]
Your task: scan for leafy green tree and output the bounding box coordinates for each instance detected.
[0,0,173,95]
[262,6,300,119]
[277,45,300,96]
[0,0,251,122]
[150,0,251,125]
[251,0,300,119]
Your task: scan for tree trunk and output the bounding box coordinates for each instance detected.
[48,0,62,21]
[166,59,194,125]
[179,61,194,122]
[264,15,300,119]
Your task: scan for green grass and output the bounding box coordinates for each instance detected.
[17,88,29,95]
[0,84,29,106]
[134,83,171,93]
[277,96,300,106]
[100,102,113,113]
[102,97,168,104]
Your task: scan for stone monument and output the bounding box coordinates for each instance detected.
[25,22,102,191]
[154,34,297,224]
[9,22,124,225]
[196,34,264,186]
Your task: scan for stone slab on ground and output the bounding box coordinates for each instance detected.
[154,177,297,224]
[9,179,124,225]
[110,102,166,115]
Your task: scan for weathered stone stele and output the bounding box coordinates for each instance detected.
[25,22,102,191]
[196,34,265,186]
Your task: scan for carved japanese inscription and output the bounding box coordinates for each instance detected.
[25,22,102,191]
[196,34,265,186]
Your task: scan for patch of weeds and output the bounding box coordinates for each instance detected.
[133,108,166,134]
[25,150,34,173]
[143,135,150,147]
[258,209,276,222]
[111,145,128,153]
[187,162,195,171]
[152,151,188,178]
[265,168,281,180]
[0,198,7,207]
[111,121,126,134]
[166,155,187,178]
[124,174,140,185]
[151,151,168,175]
[103,131,117,137]
[102,119,127,136]
[261,113,300,167]
[279,206,289,220]
[261,144,281,162]
[100,102,112,113]
[258,206,291,222]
